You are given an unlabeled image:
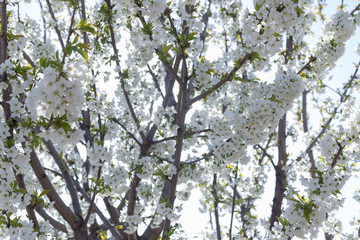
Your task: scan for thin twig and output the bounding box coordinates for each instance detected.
[158,57,185,89]
[255,144,276,169]
[212,174,222,240]
[330,141,345,169]
[45,0,65,49]
[257,133,273,166]
[111,118,142,146]
[105,0,145,142]
[297,56,316,75]
[152,128,212,144]
[181,151,213,165]
[302,90,317,178]
[147,64,165,99]
[303,61,360,157]
[72,176,123,240]
[22,51,36,67]
[185,53,251,108]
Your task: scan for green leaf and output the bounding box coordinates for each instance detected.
[64,45,76,55]
[38,190,51,198]
[250,51,261,61]
[77,18,97,35]
[287,197,300,203]
[7,33,24,41]
[40,58,47,68]
[73,47,90,63]
[296,193,305,203]
[73,34,80,44]
[61,121,71,134]
[121,68,129,79]
[304,209,311,223]
[162,44,173,53]
[57,0,79,7]
[255,3,263,11]
[295,6,304,16]
[187,32,197,41]
[75,43,91,50]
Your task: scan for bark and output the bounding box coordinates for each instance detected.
[212,174,222,240]
[72,177,123,240]
[29,150,78,228]
[269,115,287,230]
[45,0,65,50]
[44,140,83,222]
[269,36,293,230]
[302,90,316,177]
[35,206,68,233]
[14,172,40,230]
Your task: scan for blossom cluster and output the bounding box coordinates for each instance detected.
[26,67,84,120]
[0,0,359,239]
[312,10,356,73]
[209,69,304,162]
[271,170,349,239]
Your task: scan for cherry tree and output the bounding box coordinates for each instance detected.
[0,0,360,239]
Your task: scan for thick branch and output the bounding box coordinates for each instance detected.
[269,35,294,230]
[269,115,287,230]
[0,0,7,67]
[43,140,82,222]
[14,172,40,230]
[72,177,123,240]
[29,150,78,228]
[35,205,68,233]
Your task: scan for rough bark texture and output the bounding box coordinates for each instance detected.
[269,115,287,230]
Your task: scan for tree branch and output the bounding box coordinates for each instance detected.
[255,143,276,169]
[35,205,68,233]
[212,173,222,240]
[304,61,360,157]
[156,50,185,89]
[111,117,141,146]
[72,176,123,240]
[185,53,251,108]
[45,0,65,50]
[270,36,293,230]
[330,141,345,169]
[22,51,36,68]
[152,128,211,144]
[43,140,83,222]
[302,90,317,178]
[29,150,78,228]
[297,56,316,75]
[147,64,165,99]
[13,171,40,230]
[104,0,145,142]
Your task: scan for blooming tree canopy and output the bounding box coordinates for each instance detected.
[1,0,360,239]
